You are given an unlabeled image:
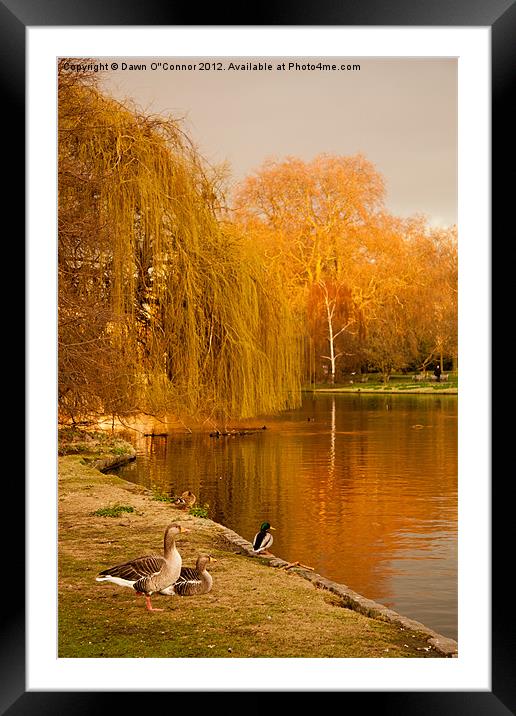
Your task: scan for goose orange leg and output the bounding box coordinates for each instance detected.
[144,595,164,612]
[136,590,164,612]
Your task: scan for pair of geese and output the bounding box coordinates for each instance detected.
[96,521,275,611]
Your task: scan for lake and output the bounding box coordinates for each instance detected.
[111,392,457,639]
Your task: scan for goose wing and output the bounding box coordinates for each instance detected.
[98,554,166,581]
[173,566,203,596]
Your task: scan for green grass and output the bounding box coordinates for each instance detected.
[59,455,447,659]
[189,504,209,518]
[150,487,173,503]
[306,376,458,394]
[58,427,135,458]
[92,504,136,518]
[111,445,131,455]
[59,545,439,659]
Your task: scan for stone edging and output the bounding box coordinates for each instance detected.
[96,451,458,658]
[91,449,137,472]
[219,526,458,658]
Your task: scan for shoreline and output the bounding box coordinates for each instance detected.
[220,526,457,657]
[58,442,457,658]
[304,387,458,395]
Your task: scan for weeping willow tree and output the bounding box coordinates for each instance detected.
[58,61,301,425]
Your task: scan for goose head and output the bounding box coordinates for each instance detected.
[196,554,217,572]
[164,522,190,550]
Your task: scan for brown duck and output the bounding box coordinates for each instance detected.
[171,490,196,510]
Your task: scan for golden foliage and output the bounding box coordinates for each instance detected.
[58,63,301,423]
[233,156,457,380]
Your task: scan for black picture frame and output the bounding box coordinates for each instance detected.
[13,0,509,711]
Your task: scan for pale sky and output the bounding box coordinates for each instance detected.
[99,57,457,226]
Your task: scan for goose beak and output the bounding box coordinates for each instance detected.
[209,556,218,562]
[180,526,190,533]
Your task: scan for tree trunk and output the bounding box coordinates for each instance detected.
[324,294,336,384]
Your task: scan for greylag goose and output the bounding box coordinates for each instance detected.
[96,523,189,611]
[160,555,216,596]
[252,521,276,555]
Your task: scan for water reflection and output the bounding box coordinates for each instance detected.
[328,396,336,480]
[113,393,457,638]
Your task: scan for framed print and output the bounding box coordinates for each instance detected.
[13,0,511,711]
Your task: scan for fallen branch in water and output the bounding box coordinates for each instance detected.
[209,426,267,438]
[281,561,315,571]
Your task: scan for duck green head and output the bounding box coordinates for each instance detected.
[260,521,275,532]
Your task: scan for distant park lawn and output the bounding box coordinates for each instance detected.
[306,373,458,394]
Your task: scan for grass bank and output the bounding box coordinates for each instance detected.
[305,376,458,395]
[58,435,451,659]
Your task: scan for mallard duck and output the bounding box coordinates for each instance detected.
[171,490,196,509]
[252,521,276,555]
[95,523,189,611]
[160,555,217,596]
